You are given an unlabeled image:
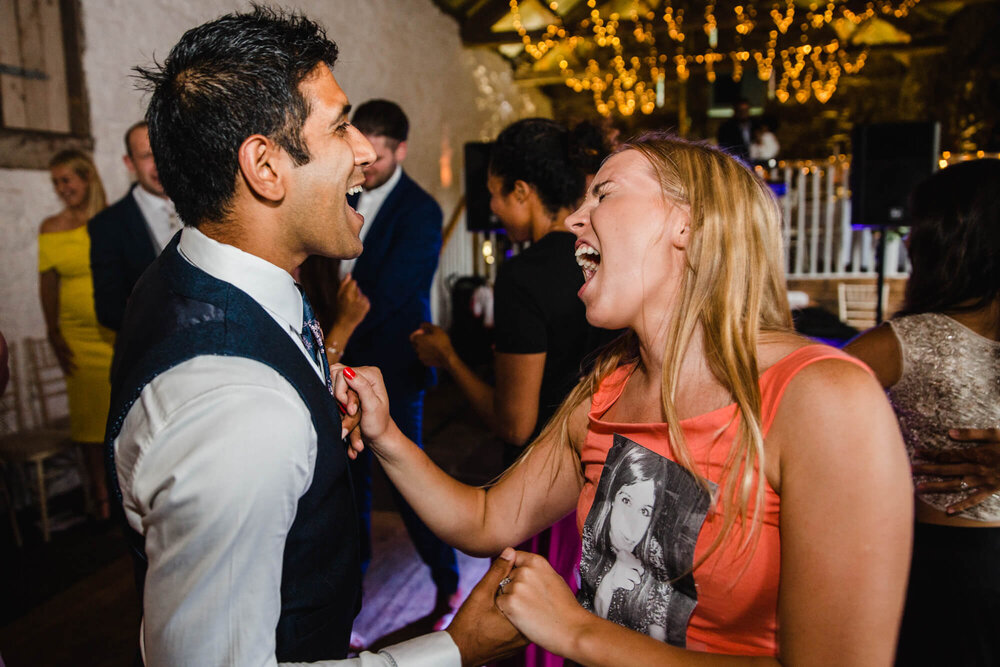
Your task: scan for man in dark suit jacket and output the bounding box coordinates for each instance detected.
[342,100,459,623]
[89,121,179,331]
[716,98,757,161]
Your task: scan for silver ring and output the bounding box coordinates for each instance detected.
[498,576,512,594]
[960,480,970,490]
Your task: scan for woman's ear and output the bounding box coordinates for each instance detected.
[237,134,286,202]
[512,179,532,204]
[671,205,691,250]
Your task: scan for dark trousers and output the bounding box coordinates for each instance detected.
[350,388,459,595]
[895,522,1000,666]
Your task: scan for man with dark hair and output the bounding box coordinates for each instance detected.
[107,8,520,666]
[341,99,458,626]
[88,120,179,331]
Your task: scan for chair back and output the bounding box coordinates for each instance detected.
[837,282,891,331]
[23,338,70,431]
[0,340,29,435]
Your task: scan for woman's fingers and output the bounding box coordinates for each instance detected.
[948,428,1000,443]
[912,462,986,477]
[946,488,996,514]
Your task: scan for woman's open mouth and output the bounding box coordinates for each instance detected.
[575,243,601,283]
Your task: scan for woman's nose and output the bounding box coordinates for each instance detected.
[565,203,588,233]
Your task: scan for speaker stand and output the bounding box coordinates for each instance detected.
[875,224,887,325]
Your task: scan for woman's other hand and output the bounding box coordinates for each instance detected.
[337,273,370,330]
[914,428,1000,513]
[409,322,456,369]
[47,328,77,376]
[495,550,592,658]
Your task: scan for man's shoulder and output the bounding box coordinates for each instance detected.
[141,355,310,422]
[394,171,441,215]
[90,187,141,229]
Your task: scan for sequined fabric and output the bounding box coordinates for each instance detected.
[888,313,1000,521]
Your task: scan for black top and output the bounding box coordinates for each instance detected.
[493,231,618,449]
[106,236,360,663]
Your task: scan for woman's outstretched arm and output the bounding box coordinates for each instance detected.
[336,364,588,556]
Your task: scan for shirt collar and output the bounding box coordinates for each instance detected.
[177,226,303,331]
[132,183,173,214]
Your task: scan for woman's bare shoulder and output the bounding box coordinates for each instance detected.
[843,323,901,388]
[39,211,73,234]
[756,330,815,372]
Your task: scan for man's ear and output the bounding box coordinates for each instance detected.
[393,139,408,163]
[238,134,286,202]
[122,154,136,177]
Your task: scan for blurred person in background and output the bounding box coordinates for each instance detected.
[38,149,114,518]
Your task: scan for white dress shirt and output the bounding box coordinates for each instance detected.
[114,226,459,667]
[340,165,402,278]
[132,184,182,252]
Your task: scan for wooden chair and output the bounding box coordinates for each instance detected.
[0,338,85,543]
[24,337,72,432]
[837,282,891,331]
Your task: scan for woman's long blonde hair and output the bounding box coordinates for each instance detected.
[48,149,107,221]
[536,132,792,565]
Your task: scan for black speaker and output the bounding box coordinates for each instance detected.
[850,122,940,227]
[464,142,500,231]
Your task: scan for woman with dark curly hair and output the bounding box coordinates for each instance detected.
[847,158,1000,665]
[410,118,614,665]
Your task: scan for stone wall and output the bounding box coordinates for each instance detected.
[0,0,549,397]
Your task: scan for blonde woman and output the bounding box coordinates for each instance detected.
[337,134,912,663]
[39,149,114,518]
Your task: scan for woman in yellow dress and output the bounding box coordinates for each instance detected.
[38,149,114,519]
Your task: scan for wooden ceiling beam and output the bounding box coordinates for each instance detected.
[460,0,518,43]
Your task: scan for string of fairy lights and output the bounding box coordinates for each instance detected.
[507,0,920,117]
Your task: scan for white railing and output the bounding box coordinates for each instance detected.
[765,159,910,279]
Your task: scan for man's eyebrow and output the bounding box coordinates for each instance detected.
[328,105,352,130]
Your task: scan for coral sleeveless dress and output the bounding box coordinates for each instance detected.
[575,345,869,655]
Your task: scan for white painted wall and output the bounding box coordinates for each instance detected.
[0,0,548,399]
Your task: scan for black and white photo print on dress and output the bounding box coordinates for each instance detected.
[578,434,715,647]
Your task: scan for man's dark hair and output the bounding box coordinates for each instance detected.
[124,120,148,158]
[135,6,339,226]
[351,99,408,145]
[489,118,609,216]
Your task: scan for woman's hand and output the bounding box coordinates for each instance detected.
[594,549,644,617]
[47,328,76,376]
[336,273,369,330]
[332,364,398,458]
[914,428,1000,513]
[495,550,592,658]
[410,322,456,369]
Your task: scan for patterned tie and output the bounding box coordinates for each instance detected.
[298,287,334,395]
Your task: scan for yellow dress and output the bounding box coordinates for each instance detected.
[38,225,115,443]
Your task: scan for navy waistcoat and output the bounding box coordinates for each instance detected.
[104,235,361,662]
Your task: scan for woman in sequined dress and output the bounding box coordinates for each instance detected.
[846,158,1000,666]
